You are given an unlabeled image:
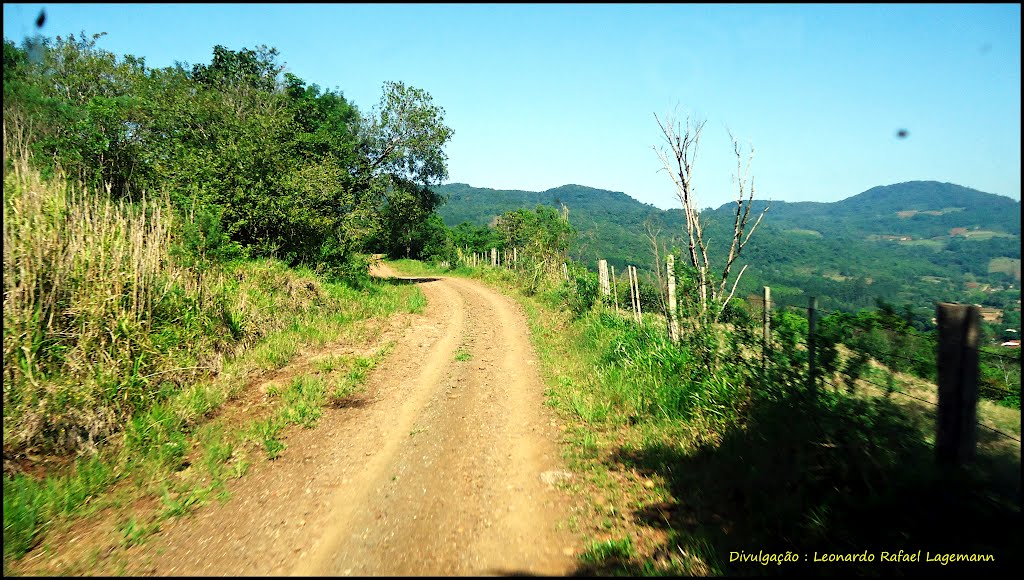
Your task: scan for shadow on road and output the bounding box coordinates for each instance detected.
[375,276,441,285]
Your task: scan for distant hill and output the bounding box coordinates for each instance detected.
[434,181,1021,316]
[726,181,1021,240]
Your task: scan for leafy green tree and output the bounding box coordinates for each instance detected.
[494,206,577,294]
[190,44,281,92]
[360,81,454,260]
[4,33,151,196]
[450,221,499,255]
[4,31,457,278]
[360,81,453,186]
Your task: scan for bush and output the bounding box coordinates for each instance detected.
[562,263,600,317]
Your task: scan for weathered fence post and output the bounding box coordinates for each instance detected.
[628,266,637,322]
[807,296,818,393]
[611,265,619,314]
[491,248,497,267]
[667,254,679,343]
[598,259,610,298]
[629,266,642,324]
[935,302,980,467]
[630,266,638,325]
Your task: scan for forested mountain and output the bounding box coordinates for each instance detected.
[435,181,1021,325]
[726,181,1021,240]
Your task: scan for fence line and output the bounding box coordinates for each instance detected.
[453,253,1020,457]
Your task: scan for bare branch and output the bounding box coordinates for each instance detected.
[717,263,749,322]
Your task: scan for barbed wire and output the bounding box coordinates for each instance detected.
[978,348,1022,363]
[879,352,933,366]
[977,422,1022,444]
[821,377,1021,444]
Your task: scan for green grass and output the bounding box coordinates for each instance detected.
[3,456,115,561]
[580,536,636,566]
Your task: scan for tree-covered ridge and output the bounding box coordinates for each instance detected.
[435,181,1021,330]
[722,181,1022,239]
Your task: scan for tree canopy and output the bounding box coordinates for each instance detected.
[3,32,454,277]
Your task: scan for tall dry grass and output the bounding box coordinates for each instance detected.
[3,125,199,454]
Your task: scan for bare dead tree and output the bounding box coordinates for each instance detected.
[644,215,668,315]
[654,111,768,325]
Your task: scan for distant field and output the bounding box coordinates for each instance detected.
[785,228,822,237]
[988,257,1022,281]
[958,230,1016,241]
[899,239,945,250]
[896,207,965,218]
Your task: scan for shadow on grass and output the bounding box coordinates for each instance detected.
[574,387,1021,577]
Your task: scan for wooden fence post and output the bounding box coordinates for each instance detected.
[629,266,642,324]
[611,265,619,314]
[667,254,679,343]
[935,302,980,467]
[628,266,636,322]
[807,296,818,393]
[630,266,638,325]
[491,248,497,267]
[598,259,610,297]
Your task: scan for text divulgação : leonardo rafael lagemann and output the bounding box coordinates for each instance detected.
[730,549,995,566]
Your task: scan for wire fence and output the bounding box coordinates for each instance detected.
[465,254,1022,452]
[743,286,1019,452]
[765,293,1021,450]
[821,376,1021,444]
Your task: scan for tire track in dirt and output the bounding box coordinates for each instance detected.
[298,273,577,576]
[121,266,578,576]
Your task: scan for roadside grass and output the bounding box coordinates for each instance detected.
[5,318,406,573]
[389,259,1022,577]
[4,256,420,573]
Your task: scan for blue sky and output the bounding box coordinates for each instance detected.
[4,3,1020,210]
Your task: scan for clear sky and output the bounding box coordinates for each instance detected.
[3,3,1020,210]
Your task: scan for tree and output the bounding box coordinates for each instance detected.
[495,206,576,294]
[654,111,768,325]
[360,80,453,187]
[360,81,454,260]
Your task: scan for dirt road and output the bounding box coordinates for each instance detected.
[126,264,580,576]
